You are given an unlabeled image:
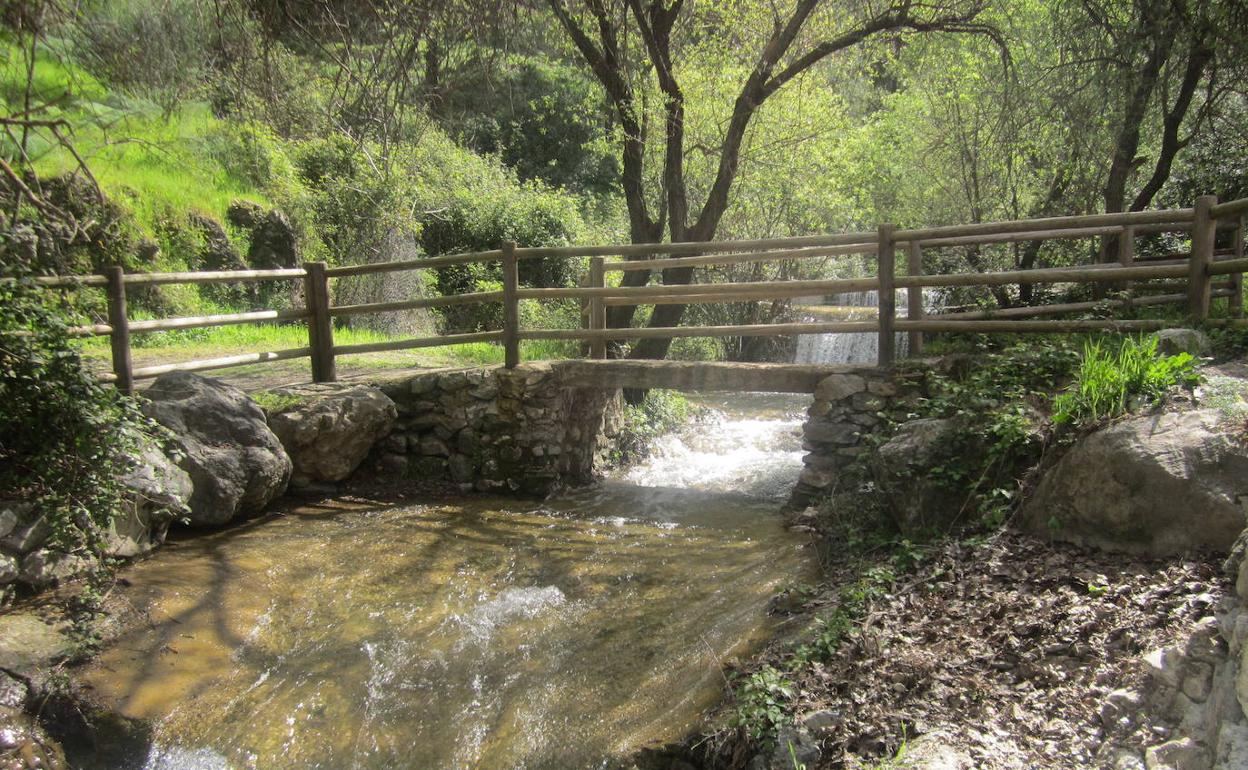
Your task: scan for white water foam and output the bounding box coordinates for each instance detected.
[451,586,567,644]
[619,412,805,500]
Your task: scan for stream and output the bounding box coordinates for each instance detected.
[81,393,815,770]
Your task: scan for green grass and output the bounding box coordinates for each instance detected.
[2,38,277,266]
[1052,335,1202,425]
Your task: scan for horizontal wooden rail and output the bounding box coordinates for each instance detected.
[33,274,109,287]
[601,243,877,272]
[1208,257,1248,275]
[129,307,308,333]
[916,222,1190,249]
[932,291,1233,321]
[896,209,1195,242]
[68,323,114,336]
[333,330,504,356]
[514,231,877,260]
[519,321,878,342]
[895,319,1172,333]
[516,276,880,302]
[122,268,307,286]
[329,291,504,317]
[895,262,1189,289]
[131,347,312,380]
[1211,198,1248,219]
[324,250,506,278]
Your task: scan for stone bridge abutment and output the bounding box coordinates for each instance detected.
[364,359,934,502]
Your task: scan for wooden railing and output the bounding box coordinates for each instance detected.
[20,194,1248,394]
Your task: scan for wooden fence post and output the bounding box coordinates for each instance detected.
[303,261,336,382]
[1117,225,1135,297]
[1232,221,1245,318]
[501,241,520,368]
[877,224,896,367]
[906,240,923,357]
[105,265,133,395]
[1189,195,1217,321]
[589,256,606,359]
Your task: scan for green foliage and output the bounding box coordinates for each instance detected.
[792,566,895,666]
[610,390,694,466]
[444,56,618,195]
[248,390,306,414]
[906,339,1081,528]
[729,666,796,745]
[72,0,212,115]
[0,278,159,556]
[1052,336,1201,426]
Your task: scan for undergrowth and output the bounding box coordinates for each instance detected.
[609,390,698,466]
[1052,336,1201,425]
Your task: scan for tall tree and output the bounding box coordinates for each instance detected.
[546,0,992,360]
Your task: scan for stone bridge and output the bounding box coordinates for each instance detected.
[364,359,935,506]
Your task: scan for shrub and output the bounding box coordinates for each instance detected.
[72,0,212,116]
[0,277,160,556]
[1052,336,1201,426]
[610,390,694,465]
[728,666,795,745]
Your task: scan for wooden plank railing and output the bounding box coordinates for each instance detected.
[13,195,1248,394]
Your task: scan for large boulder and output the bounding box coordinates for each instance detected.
[142,372,291,527]
[1019,409,1248,556]
[227,200,298,270]
[1155,328,1211,358]
[266,386,397,488]
[108,442,193,556]
[873,417,967,534]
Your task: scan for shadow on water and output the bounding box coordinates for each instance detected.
[72,394,816,770]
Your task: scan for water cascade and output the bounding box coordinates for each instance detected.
[793,290,921,365]
[81,394,814,770]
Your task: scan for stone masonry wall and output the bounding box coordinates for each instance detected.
[789,362,933,509]
[374,363,621,497]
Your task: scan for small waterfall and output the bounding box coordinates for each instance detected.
[793,290,928,365]
[613,393,808,501]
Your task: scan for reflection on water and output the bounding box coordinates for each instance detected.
[83,396,814,770]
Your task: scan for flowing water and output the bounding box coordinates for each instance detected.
[82,394,814,770]
[793,289,920,365]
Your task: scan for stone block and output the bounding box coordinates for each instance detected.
[418,437,450,457]
[866,378,898,396]
[1143,646,1185,689]
[448,455,474,483]
[1144,737,1208,770]
[802,421,860,446]
[814,373,866,402]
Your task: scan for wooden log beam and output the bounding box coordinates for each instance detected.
[324,250,506,278]
[129,307,307,333]
[333,330,503,357]
[328,291,504,317]
[121,268,307,285]
[519,321,877,342]
[896,208,1195,242]
[105,265,133,394]
[501,242,520,368]
[131,347,312,380]
[894,262,1189,289]
[895,319,1170,333]
[517,276,880,302]
[601,242,877,272]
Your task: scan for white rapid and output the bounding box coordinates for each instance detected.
[615,392,807,501]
